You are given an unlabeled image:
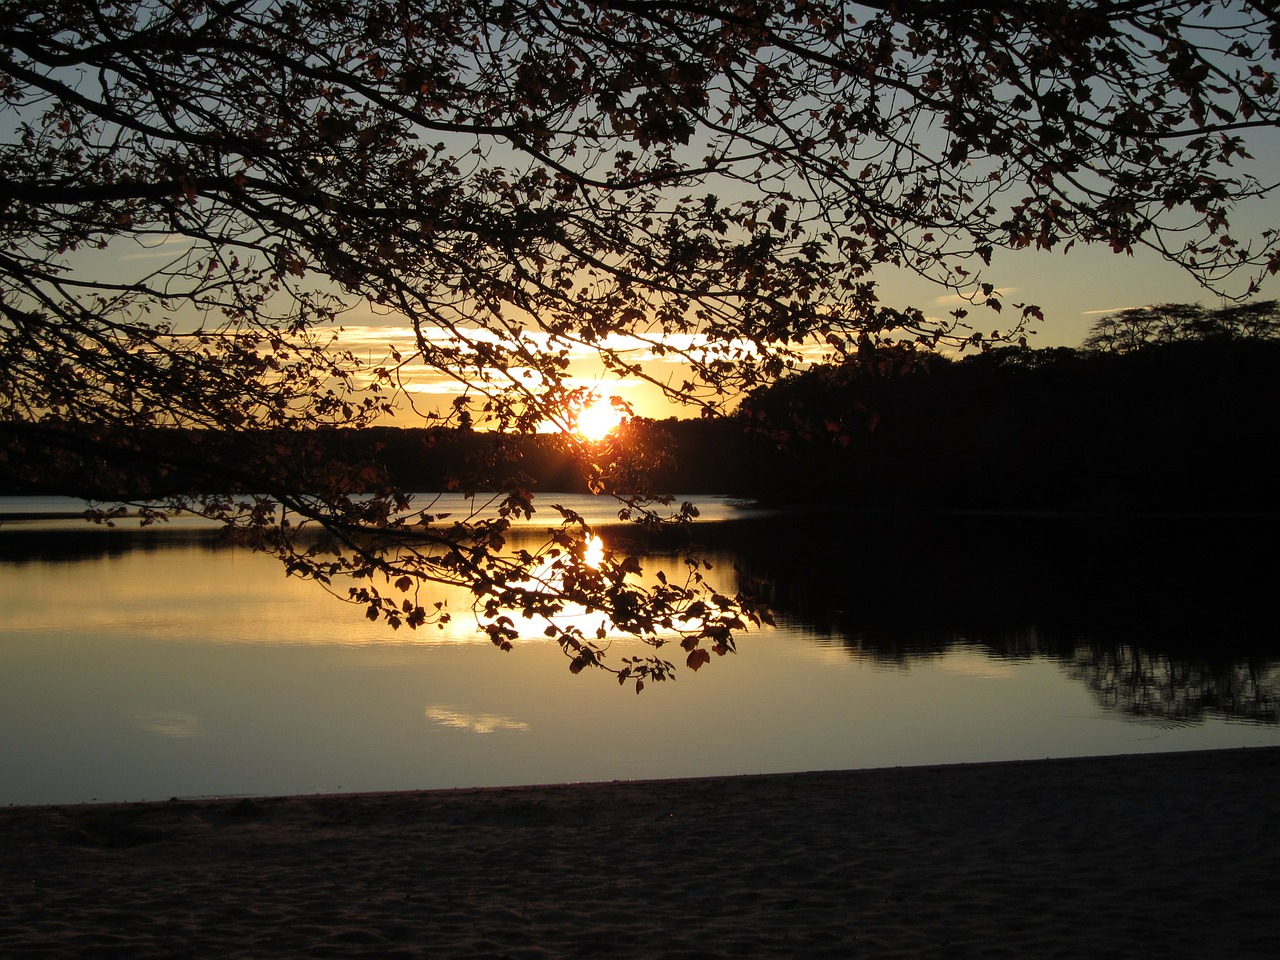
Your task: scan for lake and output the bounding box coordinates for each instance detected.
[2,494,1278,805]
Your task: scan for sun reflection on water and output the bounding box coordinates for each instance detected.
[583,534,605,570]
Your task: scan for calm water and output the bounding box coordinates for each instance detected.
[2,495,1278,805]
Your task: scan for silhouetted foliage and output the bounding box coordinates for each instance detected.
[3,2,1279,682]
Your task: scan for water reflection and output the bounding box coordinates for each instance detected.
[715,509,1280,728]
[0,524,231,563]
[1065,644,1279,726]
[4,499,1280,804]
[127,705,205,739]
[4,505,1279,728]
[0,510,746,648]
[425,706,530,734]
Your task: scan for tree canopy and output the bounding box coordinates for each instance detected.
[3,0,1279,685]
[1082,299,1280,351]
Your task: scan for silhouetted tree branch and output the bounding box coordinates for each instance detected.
[3,1,1278,684]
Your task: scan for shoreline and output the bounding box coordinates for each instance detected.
[3,747,1278,957]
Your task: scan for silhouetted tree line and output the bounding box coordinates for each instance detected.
[7,302,1277,513]
[1082,300,1280,352]
[0,418,746,501]
[737,303,1280,511]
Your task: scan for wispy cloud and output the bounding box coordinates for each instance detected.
[1081,306,1136,316]
[117,237,195,261]
[934,287,1019,307]
[127,705,204,738]
[425,706,529,734]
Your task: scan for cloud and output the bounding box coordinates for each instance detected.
[1080,306,1137,316]
[127,705,204,738]
[425,706,529,734]
[934,287,1019,307]
[117,237,195,261]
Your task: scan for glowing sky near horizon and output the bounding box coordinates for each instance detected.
[331,225,1280,425]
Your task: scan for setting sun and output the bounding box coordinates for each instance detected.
[575,397,625,441]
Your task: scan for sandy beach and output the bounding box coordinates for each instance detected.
[2,747,1277,958]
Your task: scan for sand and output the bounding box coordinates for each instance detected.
[2,747,1277,958]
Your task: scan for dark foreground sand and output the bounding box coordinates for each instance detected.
[2,748,1278,959]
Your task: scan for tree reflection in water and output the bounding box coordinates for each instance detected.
[5,506,1278,726]
[720,510,1280,728]
[1066,644,1279,726]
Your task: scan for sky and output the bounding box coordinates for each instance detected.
[324,109,1280,427]
[62,140,1279,429]
[31,4,1280,429]
[326,222,1280,426]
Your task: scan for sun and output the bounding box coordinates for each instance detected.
[575,397,625,441]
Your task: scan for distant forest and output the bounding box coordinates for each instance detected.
[733,337,1279,511]
[8,304,1279,514]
